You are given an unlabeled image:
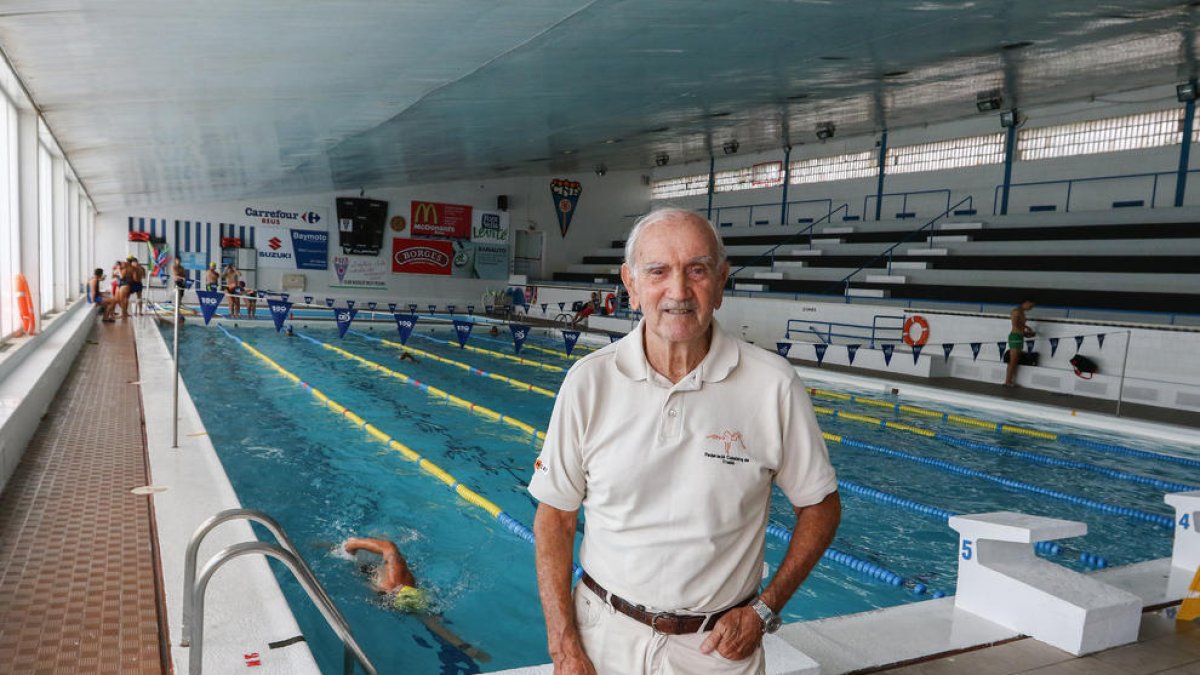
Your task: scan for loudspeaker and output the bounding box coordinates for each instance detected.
[497,195,509,211]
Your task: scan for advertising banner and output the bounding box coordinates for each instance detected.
[411,201,473,239]
[449,241,509,280]
[550,178,582,238]
[392,238,453,276]
[243,205,324,227]
[332,255,388,289]
[471,210,510,243]
[255,226,329,270]
[179,251,208,271]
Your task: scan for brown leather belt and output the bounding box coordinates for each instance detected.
[580,572,753,635]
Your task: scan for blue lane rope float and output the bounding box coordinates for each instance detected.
[349,331,558,399]
[809,388,1200,469]
[821,430,1174,529]
[215,325,570,571]
[295,332,547,444]
[410,332,566,372]
[810,406,1197,494]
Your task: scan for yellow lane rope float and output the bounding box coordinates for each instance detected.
[808,388,1056,439]
[410,333,565,372]
[298,333,546,444]
[216,325,546,549]
[349,332,558,399]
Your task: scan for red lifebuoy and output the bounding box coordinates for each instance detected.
[15,273,36,336]
[604,293,617,316]
[902,314,930,346]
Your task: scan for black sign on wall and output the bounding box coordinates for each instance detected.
[336,197,389,255]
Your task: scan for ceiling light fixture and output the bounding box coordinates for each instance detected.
[977,91,1003,112]
[654,152,670,167]
[1178,80,1199,102]
[815,122,836,140]
[594,164,607,177]
[722,140,739,155]
[1000,109,1021,128]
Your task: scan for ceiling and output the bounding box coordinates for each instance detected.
[3,0,1200,212]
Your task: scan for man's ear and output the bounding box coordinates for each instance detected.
[620,263,639,310]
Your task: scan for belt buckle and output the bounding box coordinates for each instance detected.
[650,611,674,636]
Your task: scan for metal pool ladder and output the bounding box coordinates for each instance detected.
[182,508,378,675]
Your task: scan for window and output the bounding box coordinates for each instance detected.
[0,96,16,338]
[1019,109,1182,160]
[38,143,53,314]
[889,134,1005,174]
[789,151,877,184]
[651,173,709,200]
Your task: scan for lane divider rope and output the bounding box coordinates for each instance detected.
[296,332,546,444]
[410,332,565,372]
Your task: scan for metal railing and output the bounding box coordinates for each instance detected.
[862,189,966,222]
[182,508,377,675]
[830,196,975,296]
[727,204,849,286]
[787,315,905,349]
[707,197,837,228]
[990,168,1200,214]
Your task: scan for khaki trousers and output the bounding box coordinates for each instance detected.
[575,583,765,675]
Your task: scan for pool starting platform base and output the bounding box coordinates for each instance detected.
[949,511,1141,656]
[1165,490,1200,599]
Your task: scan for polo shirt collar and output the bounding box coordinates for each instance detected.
[614,317,739,387]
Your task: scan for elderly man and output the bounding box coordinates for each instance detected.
[530,208,840,675]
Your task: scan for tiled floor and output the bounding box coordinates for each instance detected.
[0,318,166,674]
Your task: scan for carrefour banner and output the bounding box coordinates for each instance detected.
[392,238,453,276]
[471,210,510,243]
[331,255,388,290]
[256,226,329,270]
[411,201,472,239]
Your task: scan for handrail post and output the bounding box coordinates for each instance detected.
[1116,330,1132,417]
[172,284,181,449]
[780,145,792,225]
[705,156,715,221]
[1000,123,1017,215]
[1177,98,1196,207]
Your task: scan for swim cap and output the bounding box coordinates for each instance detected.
[392,586,429,612]
[210,262,217,268]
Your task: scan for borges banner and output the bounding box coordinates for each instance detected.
[392,238,453,276]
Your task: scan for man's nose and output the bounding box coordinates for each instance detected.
[666,268,691,297]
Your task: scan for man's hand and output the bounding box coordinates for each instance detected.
[699,606,763,660]
[551,637,598,675]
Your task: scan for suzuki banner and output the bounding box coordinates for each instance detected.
[255,226,329,270]
[411,201,473,239]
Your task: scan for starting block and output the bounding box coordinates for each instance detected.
[1165,491,1200,602]
[949,512,1140,655]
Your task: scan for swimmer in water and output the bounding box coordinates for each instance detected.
[400,351,418,363]
[341,537,490,663]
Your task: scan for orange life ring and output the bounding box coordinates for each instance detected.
[604,293,617,315]
[15,273,35,336]
[902,314,929,346]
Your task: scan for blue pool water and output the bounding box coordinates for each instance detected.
[169,322,1200,674]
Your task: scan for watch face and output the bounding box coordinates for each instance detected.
[766,615,783,633]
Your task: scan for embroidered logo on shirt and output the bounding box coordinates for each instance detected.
[534,458,549,474]
[704,430,750,465]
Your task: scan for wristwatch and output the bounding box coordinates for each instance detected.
[749,597,782,634]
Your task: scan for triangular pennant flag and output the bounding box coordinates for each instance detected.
[185,278,195,289]
[346,299,356,310]
[428,304,437,316]
[447,305,456,315]
[558,302,565,312]
[467,305,475,315]
[942,343,954,362]
[196,290,224,325]
[1097,333,1106,349]
[563,330,581,356]
[325,298,335,308]
[776,342,792,357]
[1074,335,1085,351]
[996,341,1006,359]
[846,344,861,365]
[550,178,582,238]
[367,301,377,311]
[267,299,292,332]
[388,303,397,312]
[970,342,981,360]
[609,333,620,343]
[393,314,418,344]
[1050,337,1060,357]
[813,343,827,365]
[881,343,895,366]
[334,307,358,338]
[408,304,418,314]
[1025,339,1035,353]
[912,344,924,364]
[485,304,494,314]
[452,319,473,347]
[304,295,313,305]
[510,324,530,354]
[256,290,266,299]
[540,303,548,314]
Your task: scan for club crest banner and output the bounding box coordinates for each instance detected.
[197,290,224,324]
[550,178,582,238]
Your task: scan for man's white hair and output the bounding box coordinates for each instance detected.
[623,208,727,277]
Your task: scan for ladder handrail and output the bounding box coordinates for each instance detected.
[182,508,377,675]
[727,203,849,285]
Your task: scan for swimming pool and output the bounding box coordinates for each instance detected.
[169,321,1200,674]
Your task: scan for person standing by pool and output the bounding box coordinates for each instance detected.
[126,256,146,316]
[1004,297,1037,388]
[223,263,242,318]
[529,208,840,675]
[205,262,220,291]
[341,537,490,663]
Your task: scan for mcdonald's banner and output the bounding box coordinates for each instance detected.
[411,201,472,239]
[392,238,453,276]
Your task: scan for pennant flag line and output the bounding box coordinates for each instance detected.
[846,344,860,365]
[1097,333,1106,349]
[1050,337,1060,357]
[510,324,530,354]
[912,344,923,364]
[881,344,894,366]
[334,307,358,338]
[776,342,792,357]
[813,343,827,365]
[196,290,224,324]
[970,343,981,360]
[563,330,581,356]
[942,343,954,362]
[393,314,418,344]
[453,320,473,347]
[267,299,292,332]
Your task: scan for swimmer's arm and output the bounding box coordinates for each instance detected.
[533,503,595,674]
[419,616,491,663]
[343,537,395,557]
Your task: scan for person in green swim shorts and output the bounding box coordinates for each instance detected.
[342,537,490,663]
[1004,298,1037,388]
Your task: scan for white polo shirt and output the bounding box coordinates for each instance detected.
[529,319,837,613]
